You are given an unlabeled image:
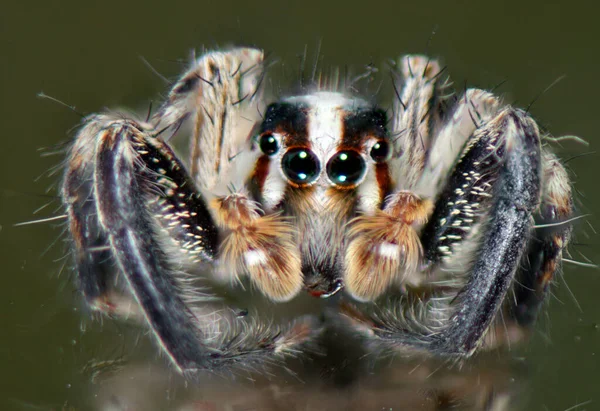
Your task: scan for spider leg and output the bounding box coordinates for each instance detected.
[420,91,505,266]
[63,48,316,376]
[510,149,573,327]
[94,118,218,372]
[344,103,542,356]
[390,55,453,190]
[417,88,501,198]
[62,117,116,309]
[344,86,500,301]
[477,149,574,350]
[63,116,215,369]
[429,105,541,355]
[63,116,315,375]
[155,48,266,193]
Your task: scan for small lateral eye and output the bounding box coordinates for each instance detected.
[327,150,366,186]
[370,140,389,163]
[259,133,279,155]
[282,148,320,184]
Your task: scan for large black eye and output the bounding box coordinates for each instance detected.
[326,150,366,186]
[259,133,279,155]
[281,148,320,184]
[370,140,389,163]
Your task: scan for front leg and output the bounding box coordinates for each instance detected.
[64,116,314,375]
[342,65,498,303]
[62,49,315,376]
[429,108,541,354]
[344,102,542,356]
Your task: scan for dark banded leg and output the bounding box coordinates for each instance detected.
[344,107,542,356]
[433,108,540,354]
[63,117,119,311]
[417,88,501,198]
[511,150,573,326]
[420,99,507,266]
[63,116,315,375]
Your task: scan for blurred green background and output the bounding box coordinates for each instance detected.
[1,0,598,409]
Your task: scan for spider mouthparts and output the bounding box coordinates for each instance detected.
[306,279,344,298]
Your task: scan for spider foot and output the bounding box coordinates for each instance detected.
[213,194,303,301]
[344,192,433,301]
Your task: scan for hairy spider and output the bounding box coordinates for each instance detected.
[62,48,573,378]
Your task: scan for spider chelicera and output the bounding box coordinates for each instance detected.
[61,47,573,377]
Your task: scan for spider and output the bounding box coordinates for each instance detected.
[61,47,574,378]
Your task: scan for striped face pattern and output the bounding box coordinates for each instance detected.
[249,92,393,296]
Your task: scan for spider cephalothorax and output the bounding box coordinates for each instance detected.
[62,48,573,377]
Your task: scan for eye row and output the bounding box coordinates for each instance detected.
[258,133,389,186]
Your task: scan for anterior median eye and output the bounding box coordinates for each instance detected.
[259,133,279,155]
[370,140,389,163]
[281,148,320,184]
[326,150,366,186]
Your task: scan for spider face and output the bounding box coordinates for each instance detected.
[256,94,388,192]
[249,94,391,297]
[62,48,574,378]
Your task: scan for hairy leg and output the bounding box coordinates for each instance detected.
[63,47,317,376]
[344,106,542,357]
[511,149,573,326]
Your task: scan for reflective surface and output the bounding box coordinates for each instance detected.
[1,0,599,409]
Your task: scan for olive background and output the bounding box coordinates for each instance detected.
[1,0,599,409]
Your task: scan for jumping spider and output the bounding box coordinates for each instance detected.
[62,48,573,377]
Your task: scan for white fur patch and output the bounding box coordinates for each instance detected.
[378,242,399,259]
[244,249,268,267]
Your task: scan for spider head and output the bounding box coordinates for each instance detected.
[251,92,391,209]
[249,92,393,298]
